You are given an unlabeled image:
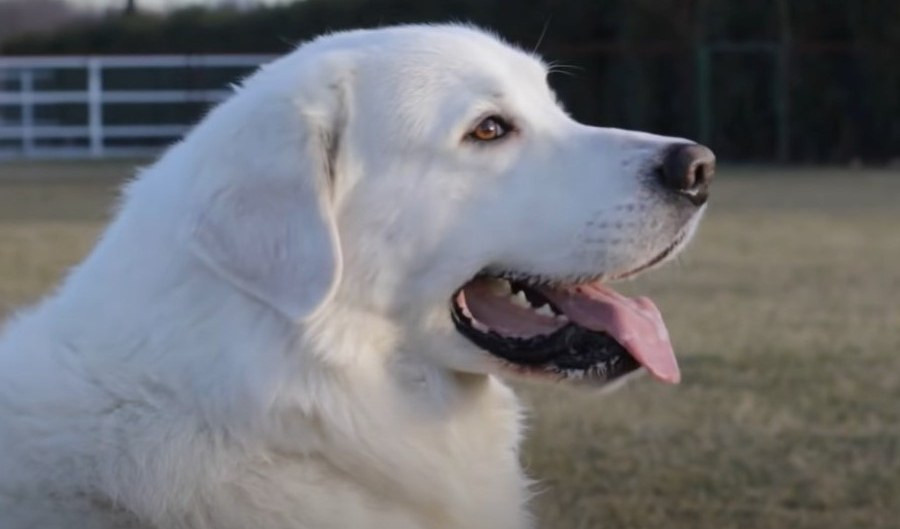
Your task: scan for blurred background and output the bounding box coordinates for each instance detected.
[1,0,899,162]
[0,1,898,528]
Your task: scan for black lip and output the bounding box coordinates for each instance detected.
[451,289,640,382]
[611,230,687,281]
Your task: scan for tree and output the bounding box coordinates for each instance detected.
[0,0,82,44]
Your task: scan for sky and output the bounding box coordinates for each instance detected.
[65,0,291,11]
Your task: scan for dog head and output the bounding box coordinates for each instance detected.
[182,25,714,387]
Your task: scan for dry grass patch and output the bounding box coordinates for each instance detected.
[1,162,898,528]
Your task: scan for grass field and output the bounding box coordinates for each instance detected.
[1,161,899,528]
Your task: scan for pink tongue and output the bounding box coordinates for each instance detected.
[539,283,680,384]
[461,281,564,337]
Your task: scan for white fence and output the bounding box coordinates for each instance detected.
[0,55,274,160]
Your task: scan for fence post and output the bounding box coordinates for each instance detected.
[87,57,104,158]
[775,0,791,162]
[696,45,712,147]
[694,0,712,147]
[20,68,35,158]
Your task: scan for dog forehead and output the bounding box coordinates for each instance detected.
[354,26,547,96]
[345,28,552,141]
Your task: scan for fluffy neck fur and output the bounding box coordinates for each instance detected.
[0,147,529,529]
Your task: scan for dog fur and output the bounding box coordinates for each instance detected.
[0,25,705,528]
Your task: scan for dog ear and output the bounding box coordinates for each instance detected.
[184,71,346,322]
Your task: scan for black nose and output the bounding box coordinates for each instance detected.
[657,144,716,206]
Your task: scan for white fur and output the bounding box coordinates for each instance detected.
[0,25,704,528]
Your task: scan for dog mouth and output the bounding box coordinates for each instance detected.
[450,261,682,385]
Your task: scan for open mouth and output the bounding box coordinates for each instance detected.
[450,268,680,385]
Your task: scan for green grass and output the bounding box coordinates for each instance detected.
[1,162,899,528]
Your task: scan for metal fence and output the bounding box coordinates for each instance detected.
[0,55,273,159]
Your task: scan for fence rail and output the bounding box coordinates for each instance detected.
[0,54,273,160]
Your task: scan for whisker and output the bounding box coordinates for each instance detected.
[532,17,553,54]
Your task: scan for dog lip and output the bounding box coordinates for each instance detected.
[608,231,687,281]
[451,299,640,381]
[450,277,642,384]
[478,229,688,288]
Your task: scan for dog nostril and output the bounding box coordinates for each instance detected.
[658,143,716,206]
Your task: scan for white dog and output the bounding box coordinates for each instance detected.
[0,25,714,529]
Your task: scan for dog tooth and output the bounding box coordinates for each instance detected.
[534,304,555,317]
[487,279,511,296]
[510,291,531,308]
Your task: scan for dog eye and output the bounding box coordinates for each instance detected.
[468,116,511,142]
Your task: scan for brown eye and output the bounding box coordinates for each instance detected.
[468,116,510,142]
